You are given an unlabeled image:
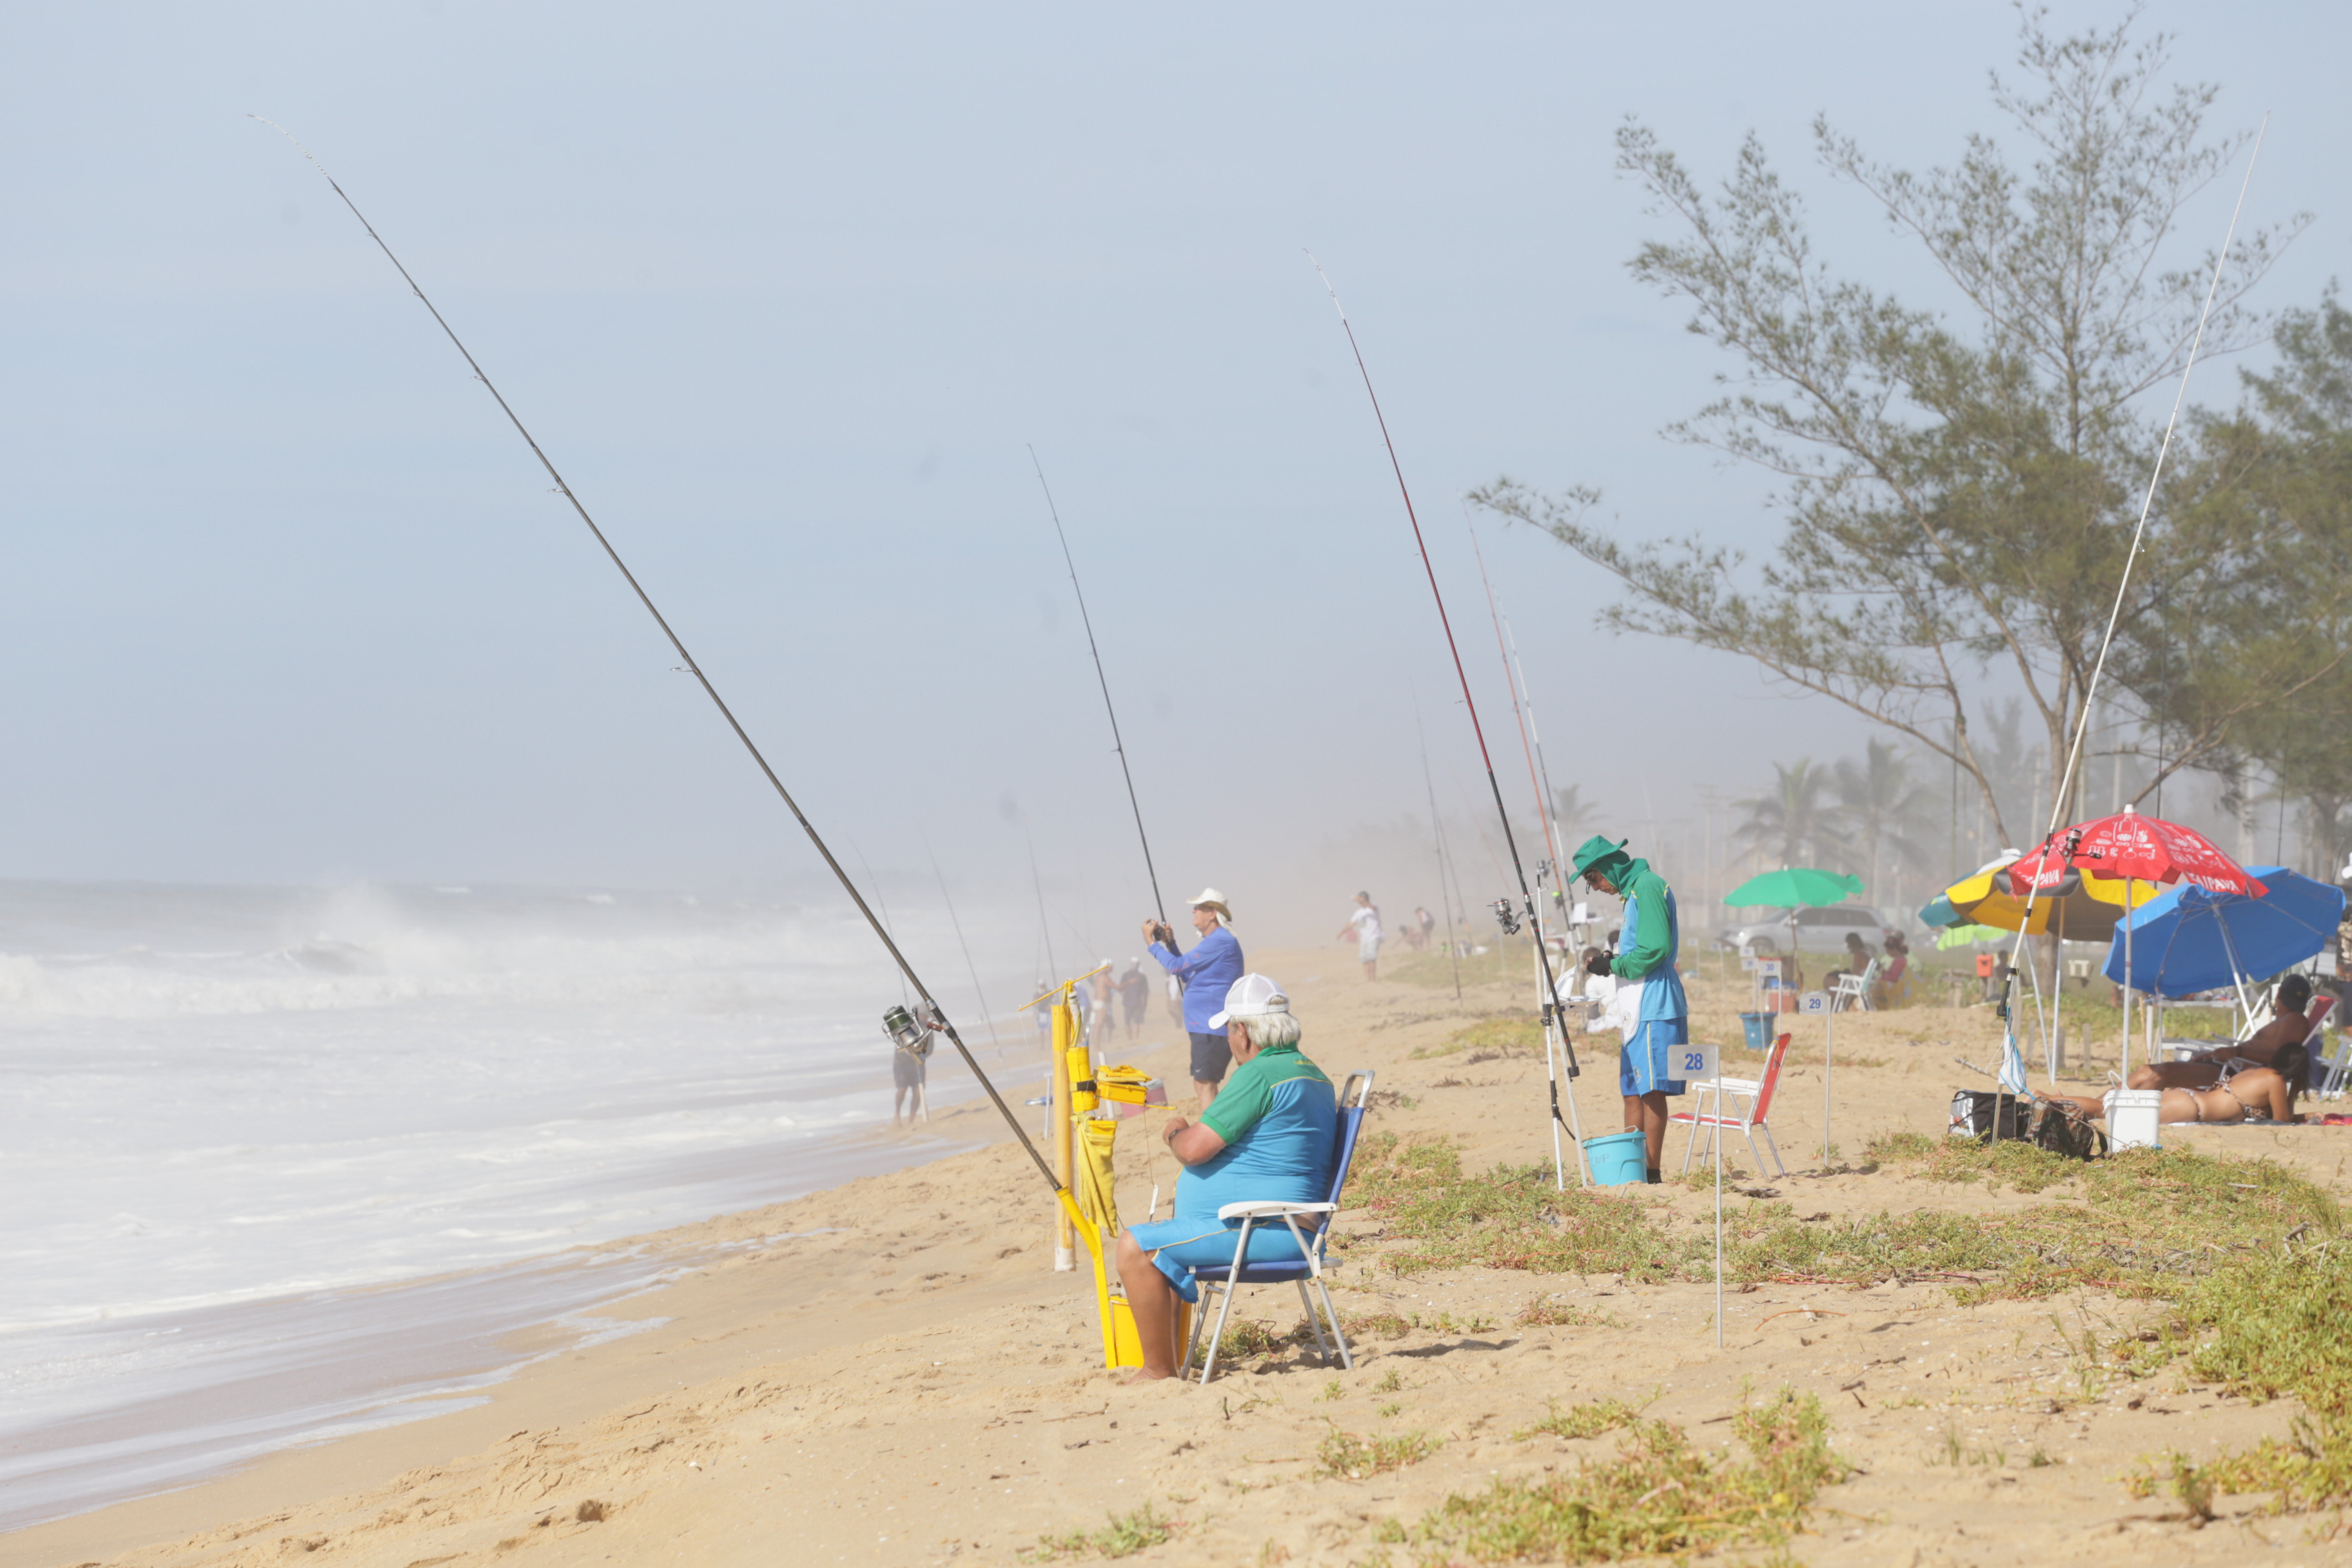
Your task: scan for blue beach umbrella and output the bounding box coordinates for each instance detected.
[2099,865,2346,999]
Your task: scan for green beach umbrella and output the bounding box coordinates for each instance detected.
[1723,868,1865,908]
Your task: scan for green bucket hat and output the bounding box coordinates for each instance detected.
[1570,834,1633,887]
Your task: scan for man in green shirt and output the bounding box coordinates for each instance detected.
[1115,974,1337,1379]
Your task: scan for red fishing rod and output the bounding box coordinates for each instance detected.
[257,118,1077,1214]
[1309,256,1580,1089]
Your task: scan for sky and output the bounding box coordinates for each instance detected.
[3,1,2347,949]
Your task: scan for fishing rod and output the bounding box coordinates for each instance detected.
[1029,446,1173,938]
[1309,255,1578,1095]
[257,119,1074,1208]
[1411,695,1464,1002]
[1503,607,1569,900]
[851,839,908,1007]
[1464,510,1565,887]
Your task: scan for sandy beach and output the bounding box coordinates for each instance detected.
[10,943,2348,1567]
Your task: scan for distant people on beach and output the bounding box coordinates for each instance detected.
[1416,906,1436,950]
[1092,963,1116,1042]
[1145,888,1244,1107]
[1118,961,1150,1042]
[1875,934,1911,1008]
[1338,892,1382,981]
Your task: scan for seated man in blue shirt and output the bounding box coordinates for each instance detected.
[1142,887,1246,1106]
[1115,973,1335,1382]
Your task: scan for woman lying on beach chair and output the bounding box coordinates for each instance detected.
[2048,1042,2311,1127]
[1115,973,1336,1382]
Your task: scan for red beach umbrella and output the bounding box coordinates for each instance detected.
[2006,804,2264,897]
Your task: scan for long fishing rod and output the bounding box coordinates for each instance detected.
[1411,696,1464,1001]
[1309,255,1580,1084]
[1029,446,1172,937]
[1502,607,1569,899]
[1465,510,1565,885]
[851,839,908,1007]
[258,119,1072,1204]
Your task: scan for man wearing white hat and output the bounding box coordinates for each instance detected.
[1143,888,1246,1107]
[1115,973,1335,1380]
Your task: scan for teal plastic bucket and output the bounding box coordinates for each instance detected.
[1741,1012,1771,1052]
[1586,1129,1650,1186]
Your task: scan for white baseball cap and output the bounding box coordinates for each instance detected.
[1208,972,1289,1029]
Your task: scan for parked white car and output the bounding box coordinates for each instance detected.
[1718,905,1900,956]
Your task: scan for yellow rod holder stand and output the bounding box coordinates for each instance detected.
[1050,987,1075,1271]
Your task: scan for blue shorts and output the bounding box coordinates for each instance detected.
[1128,1215,1314,1303]
[1620,1017,1690,1096]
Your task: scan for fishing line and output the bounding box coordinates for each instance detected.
[1029,446,1172,936]
[1309,253,1577,1083]
[922,836,1003,1056]
[1996,116,2270,1081]
[850,839,907,1008]
[256,119,1071,1200]
[1410,690,1464,1002]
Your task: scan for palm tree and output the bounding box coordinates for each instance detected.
[1551,784,1595,847]
[1731,759,1850,875]
[1834,739,1937,906]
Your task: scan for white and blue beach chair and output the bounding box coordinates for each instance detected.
[1182,1071,1373,1386]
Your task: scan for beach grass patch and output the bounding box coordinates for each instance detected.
[1318,1426,1440,1479]
[1024,1504,1182,1560]
[1343,1133,1692,1281]
[1515,1297,1618,1328]
[1389,945,1525,991]
[1514,1394,1652,1441]
[1409,1388,1847,1562]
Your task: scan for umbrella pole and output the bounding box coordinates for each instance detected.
[2121,880,2135,1081]
[2217,918,2255,1030]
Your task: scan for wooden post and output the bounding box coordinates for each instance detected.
[1052,985,1075,1271]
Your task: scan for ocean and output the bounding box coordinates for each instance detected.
[0,880,1033,1531]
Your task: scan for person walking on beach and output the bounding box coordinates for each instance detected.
[1573,836,1688,1184]
[1118,960,1150,1042]
[1144,888,1244,1107]
[1337,892,1382,981]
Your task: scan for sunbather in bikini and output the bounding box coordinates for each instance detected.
[2047,1042,2309,1127]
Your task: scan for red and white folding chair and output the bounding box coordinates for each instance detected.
[1673,1031,1791,1179]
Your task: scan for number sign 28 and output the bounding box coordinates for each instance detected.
[1675,1043,1720,1082]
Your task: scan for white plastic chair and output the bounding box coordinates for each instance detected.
[1672,1031,1791,1179]
[1830,957,1879,1013]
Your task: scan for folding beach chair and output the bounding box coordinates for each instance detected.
[1830,958,1879,1013]
[1672,1032,1792,1179]
[1182,1071,1372,1386]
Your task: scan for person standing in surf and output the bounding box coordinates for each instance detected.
[1144,888,1244,1108]
[1573,836,1688,1184]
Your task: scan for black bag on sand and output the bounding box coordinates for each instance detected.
[1948,1088,2028,1142]
[2028,1101,2107,1161]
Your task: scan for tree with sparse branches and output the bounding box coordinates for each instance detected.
[1475,9,2337,854]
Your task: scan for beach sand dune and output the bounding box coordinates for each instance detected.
[9,946,2341,1566]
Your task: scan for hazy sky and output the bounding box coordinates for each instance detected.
[5,3,2347,945]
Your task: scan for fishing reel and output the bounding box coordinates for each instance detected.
[1491,898,1522,937]
[883,1004,930,1052]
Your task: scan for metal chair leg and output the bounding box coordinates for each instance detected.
[1295,1279,1331,1362]
[1754,1123,1787,1179]
[1195,1218,1254,1385]
[1312,1276,1353,1370]
[1182,1280,1213,1373]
